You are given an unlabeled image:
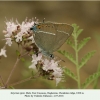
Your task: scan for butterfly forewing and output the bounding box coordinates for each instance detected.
[36,23,56,35]
[34,22,73,55]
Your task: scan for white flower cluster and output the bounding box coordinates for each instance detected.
[1,18,38,58]
[0,47,7,57]
[3,18,37,46]
[29,53,63,86]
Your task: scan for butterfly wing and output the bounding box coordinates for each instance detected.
[34,22,73,55]
[51,23,73,52]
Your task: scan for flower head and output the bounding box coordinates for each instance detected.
[0,47,7,57]
[2,18,39,56]
[5,38,12,46]
[5,21,17,37]
[29,53,63,86]
[3,18,38,47]
[29,53,43,70]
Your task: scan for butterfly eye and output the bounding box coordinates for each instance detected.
[30,27,33,30]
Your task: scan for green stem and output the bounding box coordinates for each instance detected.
[9,76,32,86]
[5,58,20,88]
[9,73,39,87]
[93,62,100,89]
[5,49,28,88]
[0,75,6,87]
[74,34,80,89]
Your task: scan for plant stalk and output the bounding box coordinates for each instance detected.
[9,74,39,87]
[74,35,80,89]
[0,75,5,87]
[5,58,20,88]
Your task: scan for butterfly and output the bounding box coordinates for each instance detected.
[30,21,73,58]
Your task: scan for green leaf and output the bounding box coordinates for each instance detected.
[72,24,79,33]
[76,29,83,38]
[32,71,34,76]
[72,24,83,38]
[94,33,100,44]
[72,24,78,37]
[66,39,75,49]
[58,50,76,65]
[77,37,91,52]
[9,86,15,89]
[93,62,100,89]
[82,71,100,89]
[20,57,25,62]
[64,68,77,81]
[79,51,96,69]
[16,50,20,56]
[30,51,34,55]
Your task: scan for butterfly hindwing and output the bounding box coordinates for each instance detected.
[52,23,73,51]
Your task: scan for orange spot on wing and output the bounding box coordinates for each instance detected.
[37,25,41,29]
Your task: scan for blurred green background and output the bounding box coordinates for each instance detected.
[0,1,100,89]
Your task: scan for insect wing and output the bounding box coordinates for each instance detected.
[34,22,73,54]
